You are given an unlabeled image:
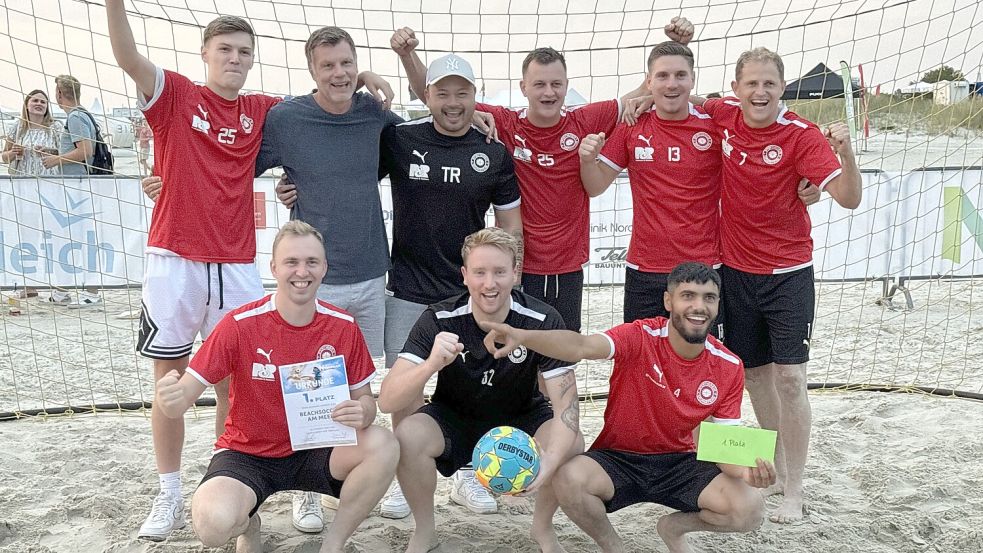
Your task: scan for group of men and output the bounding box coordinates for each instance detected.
[104,0,862,550]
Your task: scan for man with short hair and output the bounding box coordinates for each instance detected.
[252,26,401,529]
[44,74,94,175]
[106,1,284,539]
[578,41,722,326]
[373,52,523,519]
[136,23,396,533]
[700,46,861,523]
[392,19,693,332]
[378,228,582,553]
[479,262,776,553]
[154,220,398,553]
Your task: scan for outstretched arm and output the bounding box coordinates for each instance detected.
[479,321,611,363]
[105,0,157,100]
[391,27,428,102]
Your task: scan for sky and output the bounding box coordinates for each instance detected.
[0,0,981,112]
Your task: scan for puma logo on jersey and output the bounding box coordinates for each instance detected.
[513,135,532,163]
[634,134,654,161]
[252,347,276,381]
[459,350,469,363]
[191,104,211,134]
[409,150,430,180]
[645,373,667,389]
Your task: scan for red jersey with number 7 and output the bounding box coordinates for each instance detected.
[702,98,841,274]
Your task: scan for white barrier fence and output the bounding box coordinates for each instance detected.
[2,169,981,288]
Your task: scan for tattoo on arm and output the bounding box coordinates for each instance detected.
[556,370,579,433]
[511,230,524,281]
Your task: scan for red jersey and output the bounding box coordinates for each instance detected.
[141,68,280,263]
[702,99,841,274]
[592,317,744,454]
[598,105,722,272]
[477,101,620,274]
[187,294,376,458]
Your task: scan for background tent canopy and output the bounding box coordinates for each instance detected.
[782,63,862,100]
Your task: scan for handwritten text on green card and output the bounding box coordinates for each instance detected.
[696,422,777,467]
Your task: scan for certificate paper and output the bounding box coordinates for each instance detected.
[278,355,356,450]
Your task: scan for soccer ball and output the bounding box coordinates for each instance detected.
[472,426,540,495]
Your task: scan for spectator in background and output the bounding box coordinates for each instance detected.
[1,89,62,176]
[43,75,95,175]
[134,116,152,175]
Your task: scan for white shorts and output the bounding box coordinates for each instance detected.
[137,252,264,360]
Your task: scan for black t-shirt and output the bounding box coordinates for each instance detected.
[380,119,521,304]
[400,290,573,419]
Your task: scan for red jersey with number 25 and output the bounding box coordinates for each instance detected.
[187,294,376,458]
[592,317,744,454]
[477,101,620,275]
[702,99,841,274]
[598,104,721,272]
[141,68,281,263]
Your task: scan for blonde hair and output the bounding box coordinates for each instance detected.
[54,75,81,103]
[272,220,324,257]
[735,47,785,81]
[461,227,519,268]
[15,89,55,140]
[203,16,255,47]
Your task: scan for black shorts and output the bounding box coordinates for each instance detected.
[719,264,815,368]
[522,270,583,332]
[624,267,724,338]
[418,399,554,477]
[584,450,721,513]
[199,449,345,517]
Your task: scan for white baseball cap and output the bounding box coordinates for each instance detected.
[426,53,476,87]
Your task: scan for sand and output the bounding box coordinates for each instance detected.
[1,391,982,553]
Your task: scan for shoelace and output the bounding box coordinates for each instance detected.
[298,493,320,517]
[462,472,493,500]
[149,493,179,522]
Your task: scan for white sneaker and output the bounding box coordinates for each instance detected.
[292,491,324,533]
[380,482,411,519]
[450,470,497,514]
[138,491,186,542]
[47,290,70,305]
[66,291,102,309]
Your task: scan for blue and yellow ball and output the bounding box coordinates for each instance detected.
[472,426,540,495]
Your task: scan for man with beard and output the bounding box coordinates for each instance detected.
[479,262,775,553]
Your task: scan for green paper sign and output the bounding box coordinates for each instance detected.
[696,422,777,468]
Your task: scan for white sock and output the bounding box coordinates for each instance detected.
[159,471,181,495]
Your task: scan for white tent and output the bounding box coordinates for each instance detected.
[900,81,933,94]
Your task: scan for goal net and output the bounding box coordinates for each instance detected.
[1,0,982,418]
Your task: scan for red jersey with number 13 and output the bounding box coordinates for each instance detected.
[141,69,280,263]
[598,104,721,272]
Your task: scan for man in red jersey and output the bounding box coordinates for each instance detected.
[154,220,397,553]
[699,47,861,524]
[107,1,284,539]
[579,40,722,327]
[480,262,775,553]
[391,18,694,333]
